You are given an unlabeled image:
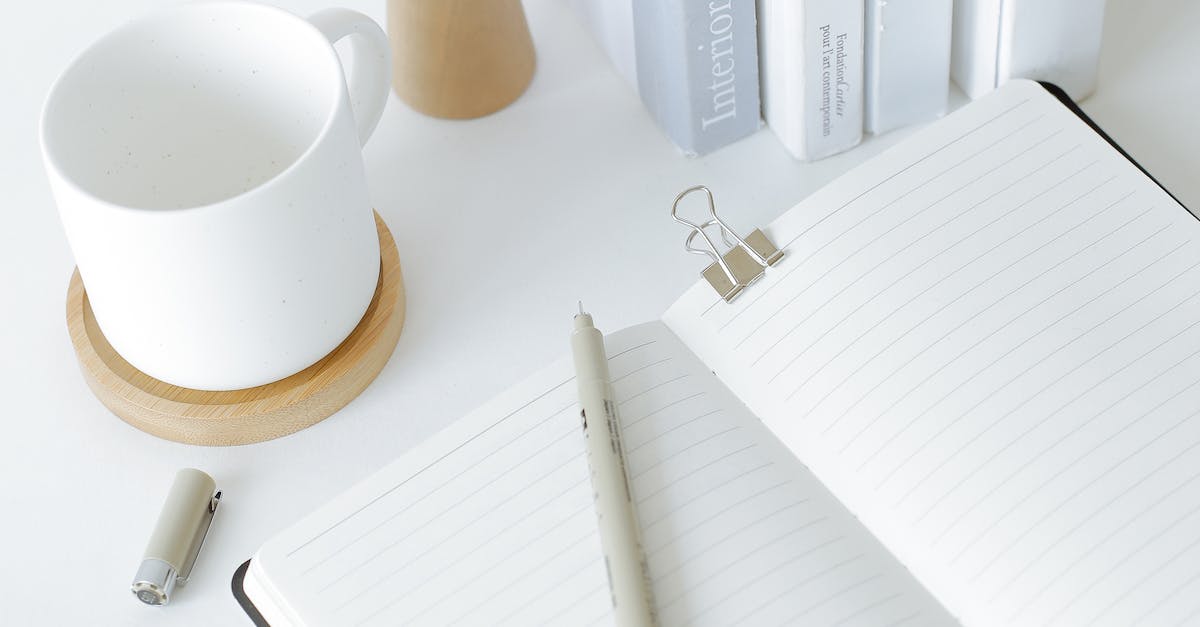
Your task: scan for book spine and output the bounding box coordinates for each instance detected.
[633,0,761,157]
[998,0,1106,101]
[758,0,863,161]
[864,0,953,134]
[950,0,1005,98]
[952,0,1105,102]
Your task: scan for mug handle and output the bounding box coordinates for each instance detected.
[308,9,391,146]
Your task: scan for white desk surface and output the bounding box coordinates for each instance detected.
[2,0,1197,623]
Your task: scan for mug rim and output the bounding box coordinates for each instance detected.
[39,0,349,214]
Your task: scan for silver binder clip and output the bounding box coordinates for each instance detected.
[671,185,784,303]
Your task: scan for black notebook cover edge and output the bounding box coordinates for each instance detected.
[232,559,271,627]
[228,81,1190,627]
[1037,81,1192,218]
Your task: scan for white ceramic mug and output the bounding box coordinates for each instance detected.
[41,2,391,391]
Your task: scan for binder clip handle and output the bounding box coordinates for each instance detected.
[671,186,785,303]
[670,185,720,232]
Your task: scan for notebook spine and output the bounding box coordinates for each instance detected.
[758,0,863,161]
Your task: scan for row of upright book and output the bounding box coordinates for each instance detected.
[572,0,1107,160]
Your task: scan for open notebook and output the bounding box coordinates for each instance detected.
[234,80,1200,626]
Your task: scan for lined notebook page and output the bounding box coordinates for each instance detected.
[664,79,1200,626]
[251,322,953,626]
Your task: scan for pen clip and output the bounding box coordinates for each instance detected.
[177,490,221,585]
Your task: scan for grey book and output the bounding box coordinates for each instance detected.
[636,0,761,156]
[576,0,761,157]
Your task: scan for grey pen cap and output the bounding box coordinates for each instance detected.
[131,468,220,606]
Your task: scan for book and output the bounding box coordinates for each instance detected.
[573,0,762,157]
[757,0,864,161]
[864,0,954,135]
[951,0,1107,101]
[235,81,1200,626]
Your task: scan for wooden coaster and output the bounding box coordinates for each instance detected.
[65,211,405,446]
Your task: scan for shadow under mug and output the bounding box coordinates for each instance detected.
[41,1,392,391]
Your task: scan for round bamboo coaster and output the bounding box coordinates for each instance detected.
[65,211,405,446]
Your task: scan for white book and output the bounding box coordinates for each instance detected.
[236,81,1200,626]
[757,0,864,161]
[864,0,954,134]
[951,0,1107,101]
[570,0,637,88]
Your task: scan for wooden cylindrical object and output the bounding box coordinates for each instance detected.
[387,0,536,119]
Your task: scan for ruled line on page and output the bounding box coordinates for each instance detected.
[949,344,1200,571]
[495,564,606,627]
[741,124,1063,355]
[928,290,1200,547]
[966,406,1200,590]
[634,444,763,508]
[722,554,867,624]
[1003,449,1200,622]
[653,506,826,582]
[374,487,595,610]
[283,376,574,558]
[612,357,672,383]
[809,164,1109,437]
[829,594,907,627]
[638,459,770,527]
[258,315,963,625]
[400,525,599,625]
[974,401,1200,576]
[357,518,596,625]
[1128,570,1200,625]
[624,391,708,427]
[698,96,1033,321]
[618,330,949,627]
[675,535,847,622]
[661,80,1200,627]
[872,229,1185,498]
[626,408,723,455]
[618,373,689,405]
[631,426,741,480]
[323,457,588,597]
[762,141,1081,384]
[305,402,576,579]
[804,158,1100,437]
[879,611,923,627]
[339,480,591,618]
[608,339,658,361]
[300,423,578,576]
[527,582,608,627]
[659,530,844,610]
[842,189,1141,471]
[734,123,1062,353]
[1022,491,1200,625]
[990,410,1200,596]
[906,262,1200,526]
[320,342,677,609]
[777,98,1035,256]
[719,113,1050,337]
[645,480,798,558]
[772,575,889,626]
